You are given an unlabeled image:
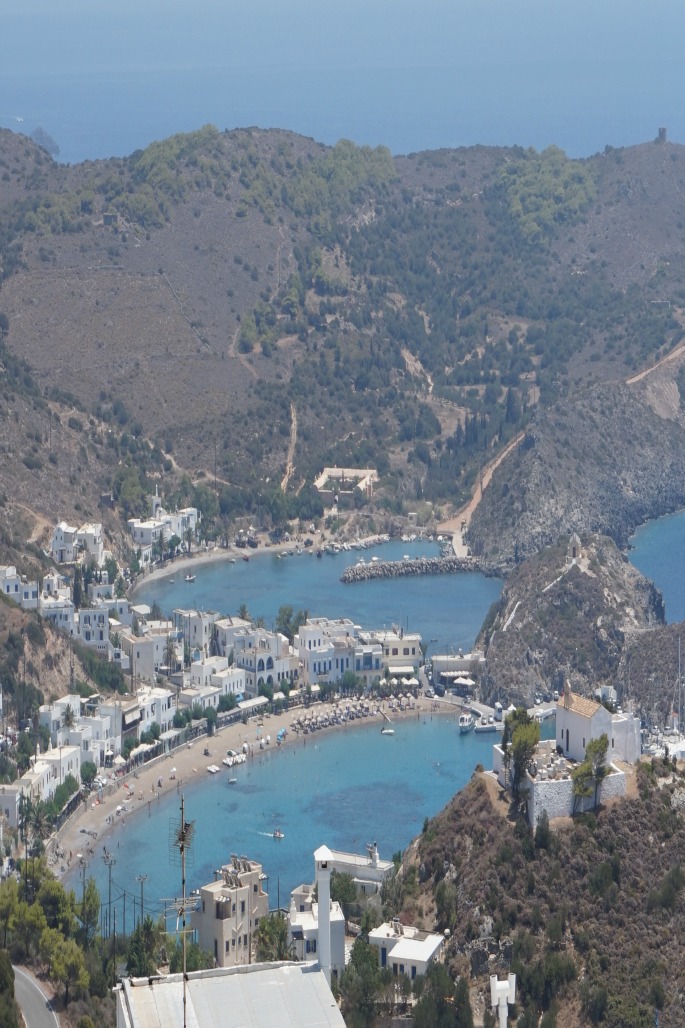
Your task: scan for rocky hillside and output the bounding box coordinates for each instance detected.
[3,128,685,539]
[468,383,685,570]
[475,534,664,706]
[397,763,685,1028]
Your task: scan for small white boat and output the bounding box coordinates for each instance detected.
[381,727,395,736]
[273,828,285,839]
[228,777,237,785]
[459,712,474,733]
[185,574,196,583]
[207,764,220,774]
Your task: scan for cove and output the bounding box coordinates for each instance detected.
[132,539,502,658]
[75,716,555,925]
[629,510,685,624]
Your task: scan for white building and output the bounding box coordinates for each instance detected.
[136,684,176,736]
[128,489,199,564]
[39,593,75,635]
[0,566,39,609]
[232,628,299,697]
[191,855,269,967]
[320,842,394,897]
[115,963,345,1028]
[368,919,444,980]
[358,626,422,675]
[296,618,383,687]
[288,885,345,978]
[556,686,641,765]
[173,608,223,659]
[75,606,110,656]
[189,656,230,689]
[50,520,104,566]
[120,624,182,684]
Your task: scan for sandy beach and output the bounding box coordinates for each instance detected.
[52,697,461,878]
[127,526,438,600]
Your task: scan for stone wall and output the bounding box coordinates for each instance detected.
[526,765,625,826]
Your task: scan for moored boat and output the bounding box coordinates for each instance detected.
[459,712,474,733]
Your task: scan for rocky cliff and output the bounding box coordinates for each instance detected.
[468,383,685,571]
[476,533,664,705]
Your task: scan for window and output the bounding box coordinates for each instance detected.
[225,940,230,953]
[253,884,257,892]
[241,900,245,914]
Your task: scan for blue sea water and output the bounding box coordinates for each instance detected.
[133,539,502,658]
[629,511,685,625]
[75,715,554,926]
[3,1,685,165]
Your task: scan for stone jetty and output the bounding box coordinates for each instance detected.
[341,555,498,583]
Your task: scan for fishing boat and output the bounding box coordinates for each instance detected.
[273,828,285,839]
[459,712,474,733]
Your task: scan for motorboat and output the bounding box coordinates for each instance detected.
[381,726,395,736]
[207,764,220,774]
[273,828,285,839]
[185,574,196,583]
[228,777,237,785]
[459,712,474,733]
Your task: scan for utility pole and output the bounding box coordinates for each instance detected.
[104,853,116,938]
[80,857,87,911]
[136,874,148,927]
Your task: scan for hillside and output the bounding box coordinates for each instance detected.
[475,534,664,707]
[2,128,685,544]
[395,763,685,1028]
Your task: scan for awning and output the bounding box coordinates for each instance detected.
[113,754,126,766]
[388,665,415,676]
[123,710,140,727]
[238,696,269,712]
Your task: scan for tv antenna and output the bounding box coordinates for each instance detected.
[169,796,196,1028]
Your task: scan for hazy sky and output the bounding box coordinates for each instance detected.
[3,1,684,160]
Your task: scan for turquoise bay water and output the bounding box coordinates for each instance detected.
[77,716,554,924]
[80,539,505,919]
[629,510,685,624]
[134,539,502,658]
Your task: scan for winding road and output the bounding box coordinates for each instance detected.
[13,966,59,1028]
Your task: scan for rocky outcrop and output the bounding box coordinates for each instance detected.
[476,533,664,706]
[341,555,499,583]
[468,383,685,572]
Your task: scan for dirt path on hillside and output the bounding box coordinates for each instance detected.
[626,309,685,384]
[438,431,525,555]
[15,504,53,546]
[281,403,298,492]
[626,338,685,385]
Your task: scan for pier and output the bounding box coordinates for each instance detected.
[341,555,498,583]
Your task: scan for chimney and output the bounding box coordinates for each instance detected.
[314,846,332,983]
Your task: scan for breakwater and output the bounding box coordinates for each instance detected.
[341,555,497,583]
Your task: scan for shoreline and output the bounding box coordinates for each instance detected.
[53,697,463,881]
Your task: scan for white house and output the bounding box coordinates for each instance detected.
[0,567,39,609]
[288,885,346,978]
[368,919,444,980]
[173,608,223,659]
[75,606,110,656]
[189,656,230,689]
[232,627,299,697]
[358,626,422,675]
[136,684,176,736]
[556,686,641,765]
[296,618,383,687]
[50,520,105,566]
[320,842,394,897]
[39,593,75,635]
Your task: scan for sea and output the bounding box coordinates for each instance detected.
[629,510,685,625]
[3,0,685,166]
[132,538,501,658]
[75,715,555,929]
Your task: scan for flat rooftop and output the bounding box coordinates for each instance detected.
[118,961,345,1028]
